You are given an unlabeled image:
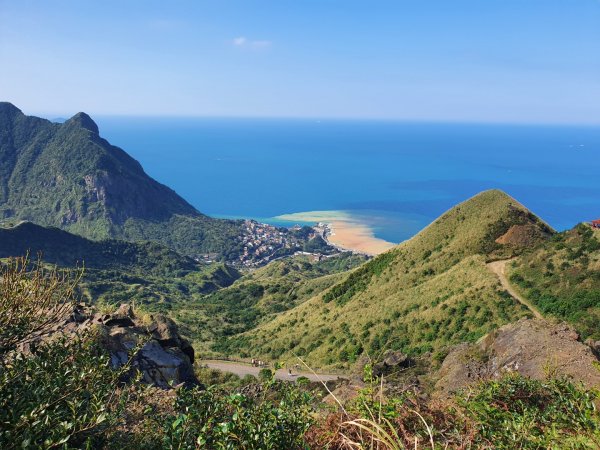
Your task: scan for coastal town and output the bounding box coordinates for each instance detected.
[233,220,340,267]
[194,219,350,267]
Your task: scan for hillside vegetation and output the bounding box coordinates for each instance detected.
[0,221,200,276]
[0,221,242,312]
[508,223,600,340]
[80,263,241,312]
[173,253,367,355]
[3,254,600,449]
[217,190,550,369]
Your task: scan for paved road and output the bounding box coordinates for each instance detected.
[487,259,543,319]
[200,359,345,383]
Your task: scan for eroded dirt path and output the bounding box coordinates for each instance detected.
[487,259,543,319]
[199,359,345,383]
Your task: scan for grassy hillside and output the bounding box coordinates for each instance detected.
[3,253,600,449]
[215,190,549,369]
[508,223,600,340]
[80,263,241,312]
[0,221,201,276]
[172,253,367,355]
[0,221,242,311]
[0,102,245,259]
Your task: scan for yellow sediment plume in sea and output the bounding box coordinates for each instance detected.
[275,210,396,256]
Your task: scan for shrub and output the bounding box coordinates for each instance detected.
[0,255,79,354]
[161,384,313,449]
[0,256,130,448]
[258,368,274,382]
[0,336,130,449]
[307,373,600,449]
[459,374,600,448]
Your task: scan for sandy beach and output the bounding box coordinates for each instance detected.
[275,210,396,256]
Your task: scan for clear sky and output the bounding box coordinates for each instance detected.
[1,0,599,123]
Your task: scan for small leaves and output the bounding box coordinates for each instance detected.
[162,383,313,449]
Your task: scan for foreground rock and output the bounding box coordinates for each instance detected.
[435,318,600,395]
[372,350,412,377]
[22,303,199,389]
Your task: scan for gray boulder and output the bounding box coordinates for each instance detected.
[373,350,411,377]
[23,302,199,389]
[435,318,600,396]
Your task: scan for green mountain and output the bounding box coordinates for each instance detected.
[3,189,600,449]
[216,190,554,369]
[0,102,244,259]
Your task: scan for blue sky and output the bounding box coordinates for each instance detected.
[1,0,599,123]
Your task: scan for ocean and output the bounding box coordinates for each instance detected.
[95,117,600,244]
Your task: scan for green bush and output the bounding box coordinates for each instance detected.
[459,374,600,448]
[0,336,129,449]
[258,368,274,382]
[160,384,313,449]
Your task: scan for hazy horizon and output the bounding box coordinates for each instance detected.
[22,110,600,129]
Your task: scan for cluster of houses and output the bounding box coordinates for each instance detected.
[237,220,304,267]
[196,219,347,268]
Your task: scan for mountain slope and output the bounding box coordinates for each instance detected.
[0,102,244,258]
[0,221,199,276]
[172,253,367,355]
[216,190,553,369]
[507,223,600,340]
[0,221,242,311]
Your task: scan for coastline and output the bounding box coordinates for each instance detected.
[275,210,396,256]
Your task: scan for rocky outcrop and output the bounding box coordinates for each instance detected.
[495,223,551,249]
[586,339,600,359]
[22,303,199,389]
[435,318,600,396]
[372,350,412,377]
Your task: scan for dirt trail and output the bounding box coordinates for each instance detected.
[199,360,345,383]
[487,259,543,319]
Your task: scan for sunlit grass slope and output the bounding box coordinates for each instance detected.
[172,253,367,356]
[217,190,550,369]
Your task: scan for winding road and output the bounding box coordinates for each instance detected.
[199,359,345,383]
[487,259,543,319]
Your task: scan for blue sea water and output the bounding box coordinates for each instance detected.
[95,117,600,244]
